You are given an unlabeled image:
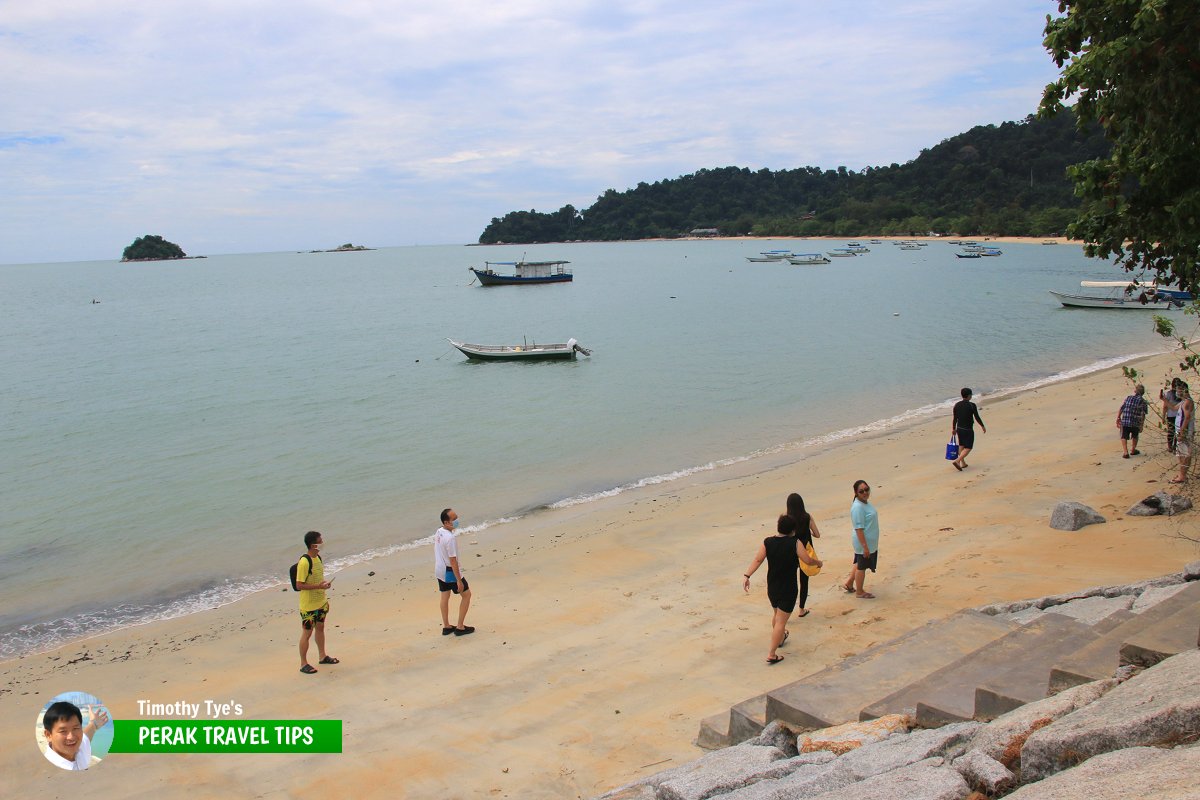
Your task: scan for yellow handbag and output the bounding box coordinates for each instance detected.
[800,541,821,576]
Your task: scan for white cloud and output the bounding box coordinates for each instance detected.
[0,0,1065,262]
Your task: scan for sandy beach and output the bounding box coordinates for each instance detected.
[4,351,1196,799]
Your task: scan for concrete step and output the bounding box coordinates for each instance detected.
[728,694,768,744]
[1118,602,1200,668]
[1048,580,1200,694]
[697,711,732,750]
[855,613,1095,726]
[764,610,1019,731]
[970,615,1103,721]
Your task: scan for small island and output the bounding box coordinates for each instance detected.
[121,234,190,262]
[305,243,375,253]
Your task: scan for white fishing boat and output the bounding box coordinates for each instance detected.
[1049,281,1184,310]
[746,250,792,262]
[447,337,592,360]
[787,253,831,265]
[827,250,858,257]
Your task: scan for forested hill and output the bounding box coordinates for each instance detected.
[478,110,1107,243]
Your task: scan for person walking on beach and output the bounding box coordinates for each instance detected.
[1116,384,1149,458]
[296,530,337,674]
[1162,378,1183,453]
[950,388,986,471]
[743,514,823,664]
[1172,382,1194,484]
[842,480,879,599]
[436,508,474,636]
[786,492,822,617]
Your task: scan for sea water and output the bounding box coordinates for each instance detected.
[0,239,1173,659]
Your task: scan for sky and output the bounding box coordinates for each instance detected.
[0,1,1066,264]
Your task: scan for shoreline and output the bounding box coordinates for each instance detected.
[2,350,1195,798]
[0,347,1167,664]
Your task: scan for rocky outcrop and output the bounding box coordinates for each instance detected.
[1049,501,1105,530]
[1019,648,1200,782]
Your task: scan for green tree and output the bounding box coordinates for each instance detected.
[122,235,186,261]
[1041,1,1200,293]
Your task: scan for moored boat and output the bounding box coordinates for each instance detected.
[470,260,572,285]
[447,337,592,360]
[787,253,832,265]
[1050,281,1184,309]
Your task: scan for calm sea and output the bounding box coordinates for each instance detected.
[0,239,1169,659]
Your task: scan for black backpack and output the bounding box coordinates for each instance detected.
[289,554,314,591]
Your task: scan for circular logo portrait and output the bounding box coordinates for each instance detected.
[35,691,113,771]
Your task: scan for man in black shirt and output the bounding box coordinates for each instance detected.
[951,388,986,471]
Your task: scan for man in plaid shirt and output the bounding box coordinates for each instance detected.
[1116,384,1149,458]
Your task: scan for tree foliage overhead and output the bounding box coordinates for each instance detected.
[1041,0,1200,294]
[122,234,186,261]
[478,110,1107,244]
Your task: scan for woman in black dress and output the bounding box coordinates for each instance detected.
[786,493,823,617]
[743,514,823,664]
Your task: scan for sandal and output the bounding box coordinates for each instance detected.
[855,592,876,599]
[300,664,318,674]
[766,655,784,665]
[319,656,340,664]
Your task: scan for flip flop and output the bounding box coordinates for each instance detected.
[842,583,855,593]
[856,592,876,599]
[319,656,340,664]
[300,664,318,674]
[796,609,810,618]
[766,655,784,665]
[953,462,963,471]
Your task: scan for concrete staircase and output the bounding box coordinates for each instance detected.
[698,578,1200,749]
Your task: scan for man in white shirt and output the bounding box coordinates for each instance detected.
[42,701,108,770]
[435,508,474,636]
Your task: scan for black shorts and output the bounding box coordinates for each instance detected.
[955,428,975,450]
[1120,426,1141,440]
[853,551,879,572]
[437,576,469,594]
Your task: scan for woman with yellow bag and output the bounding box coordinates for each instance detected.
[786,493,823,617]
[742,515,824,664]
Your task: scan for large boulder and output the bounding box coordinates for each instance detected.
[797,714,912,756]
[1004,745,1200,799]
[1049,501,1105,531]
[1019,649,1200,782]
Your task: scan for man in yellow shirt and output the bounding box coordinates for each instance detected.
[297,530,337,674]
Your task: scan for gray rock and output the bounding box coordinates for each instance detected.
[1046,594,1134,625]
[1004,745,1200,799]
[968,678,1116,766]
[1049,501,1106,531]
[1156,491,1193,515]
[656,744,794,800]
[718,759,848,800]
[1002,606,1048,625]
[1020,649,1200,782]
[1126,500,1161,516]
[951,749,1015,795]
[748,720,798,756]
[1186,559,1200,580]
[802,760,969,800]
[1130,581,1193,612]
[830,722,980,782]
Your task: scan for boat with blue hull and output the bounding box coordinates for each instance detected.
[470,260,572,285]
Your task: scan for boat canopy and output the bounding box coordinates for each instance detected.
[1080,280,1155,288]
